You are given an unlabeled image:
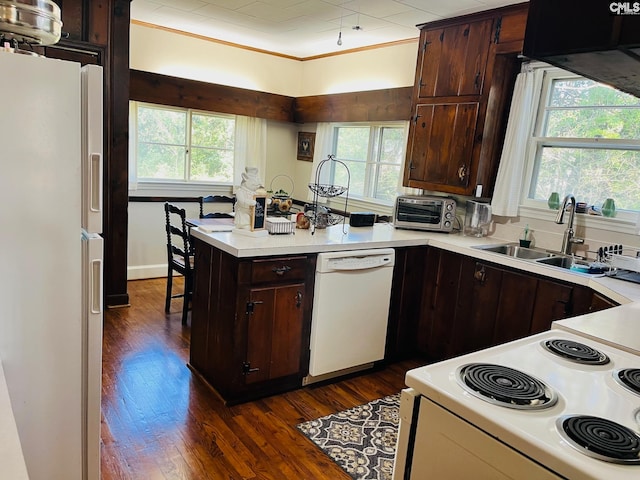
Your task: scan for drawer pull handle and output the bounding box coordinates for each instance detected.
[272,265,292,276]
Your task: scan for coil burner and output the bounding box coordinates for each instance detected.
[615,369,640,396]
[558,415,640,464]
[542,339,610,365]
[456,363,557,410]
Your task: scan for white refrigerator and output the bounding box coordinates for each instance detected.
[0,51,103,480]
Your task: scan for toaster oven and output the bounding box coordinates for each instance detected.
[394,195,456,232]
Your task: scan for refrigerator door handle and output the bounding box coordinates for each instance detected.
[90,257,102,314]
[89,153,102,216]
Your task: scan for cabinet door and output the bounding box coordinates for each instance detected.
[386,246,427,360]
[244,283,306,384]
[417,19,492,98]
[419,249,463,360]
[406,103,479,189]
[530,279,573,334]
[492,270,537,344]
[451,259,503,356]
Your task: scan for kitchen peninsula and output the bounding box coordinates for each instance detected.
[189,224,640,405]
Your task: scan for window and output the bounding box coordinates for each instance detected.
[526,69,640,212]
[331,123,407,203]
[133,102,235,184]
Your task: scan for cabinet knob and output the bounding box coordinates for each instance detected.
[295,290,303,308]
[457,164,468,183]
[474,265,486,284]
[272,265,292,276]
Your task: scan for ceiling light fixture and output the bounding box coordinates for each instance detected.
[337,9,343,46]
[352,2,362,32]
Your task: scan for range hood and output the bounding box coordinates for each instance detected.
[523,0,640,98]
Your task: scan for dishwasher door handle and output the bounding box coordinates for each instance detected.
[327,257,393,271]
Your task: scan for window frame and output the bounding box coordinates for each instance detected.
[519,68,640,232]
[130,101,236,189]
[330,121,408,206]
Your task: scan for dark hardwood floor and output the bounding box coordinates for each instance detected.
[101,277,422,480]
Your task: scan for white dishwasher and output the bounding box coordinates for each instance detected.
[305,248,395,385]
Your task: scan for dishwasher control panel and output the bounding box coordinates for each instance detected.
[326,254,392,271]
[316,248,395,273]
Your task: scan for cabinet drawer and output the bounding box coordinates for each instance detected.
[250,256,308,284]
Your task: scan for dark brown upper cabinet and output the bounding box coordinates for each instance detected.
[415,19,493,98]
[404,3,528,196]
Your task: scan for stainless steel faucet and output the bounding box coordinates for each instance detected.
[555,194,584,255]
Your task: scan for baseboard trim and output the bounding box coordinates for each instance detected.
[127,264,171,280]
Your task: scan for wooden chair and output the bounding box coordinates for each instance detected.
[164,202,194,325]
[199,195,236,219]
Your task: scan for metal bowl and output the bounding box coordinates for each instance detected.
[0,0,62,45]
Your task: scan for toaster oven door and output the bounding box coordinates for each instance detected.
[396,200,443,226]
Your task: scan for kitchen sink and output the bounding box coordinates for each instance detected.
[473,243,555,260]
[473,243,601,275]
[536,256,574,268]
[535,255,592,271]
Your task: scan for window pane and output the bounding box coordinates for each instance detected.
[545,107,640,139]
[375,164,401,201]
[379,127,405,164]
[338,160,364,195]
[190,147,234,182]
[545,79,640,139]
[138,106,186,144]
[531,146,640,210]
[549,79,640,108]
[137,144,185,180]
[335,127,369,160]
[191,114,234,148]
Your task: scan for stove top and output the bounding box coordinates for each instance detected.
[406,330,640,479]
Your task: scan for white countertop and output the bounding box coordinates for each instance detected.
[0,361,29,479]
[191,222,640,304]
[552,302,640,355]
[191,222,433,258]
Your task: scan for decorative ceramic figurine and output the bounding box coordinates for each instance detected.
[235,167,266,229]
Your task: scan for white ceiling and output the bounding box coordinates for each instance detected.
[130,0,525,59]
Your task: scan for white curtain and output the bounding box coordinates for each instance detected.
[307,122,335,202]
[234,115,267,189]
[490,65,544,217]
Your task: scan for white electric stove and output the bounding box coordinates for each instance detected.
[393,330,640,480]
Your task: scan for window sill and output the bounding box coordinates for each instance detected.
[129,181,233,197]
[327,196,395,216]
[518,205,639,235]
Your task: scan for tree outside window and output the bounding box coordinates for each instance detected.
[332,123,406,203]
[529,72,640,211]
[134,102,235,184]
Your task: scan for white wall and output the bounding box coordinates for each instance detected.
[300,43,418,95]
[130,24,302,96]
[128,24,417,279]
[130,24,417,97]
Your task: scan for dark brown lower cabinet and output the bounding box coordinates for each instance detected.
[386,246,428,360]
[189,237,315,404]
[417,248,617,361]
[244,283,306,384]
